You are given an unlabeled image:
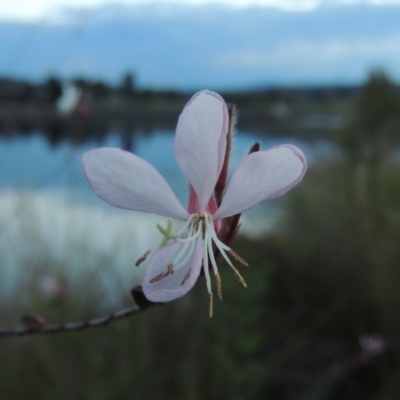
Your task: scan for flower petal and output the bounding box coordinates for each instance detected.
[213,145,307,220]
[83,148,189,220]
[175,90,229,211]
[142,240,204,302]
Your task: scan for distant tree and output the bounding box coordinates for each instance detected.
[92,80,109,99]
[20,81,33,101]
[356,69,400,140]
[338,69,400,165]
[140,89,155,102]
[0,79,37,102]
[120,72,136,99]
[45,76,63,105]
[72,77,89,91]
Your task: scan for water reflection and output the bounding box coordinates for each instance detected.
[0,129,334,207]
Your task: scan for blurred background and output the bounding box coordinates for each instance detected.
[1,0,400,399]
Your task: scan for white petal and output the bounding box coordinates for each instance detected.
[175,90,228,211]
[213,145,307,220]
[83,148,189,220]
[142,240,204,302]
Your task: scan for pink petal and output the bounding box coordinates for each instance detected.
[213,145,307,220]
[175,90,229,211]
[142,240,204,302]
[83,148,189,220]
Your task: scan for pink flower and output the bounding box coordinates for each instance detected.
[83,90,306,314]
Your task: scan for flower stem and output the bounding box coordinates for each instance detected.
[0,306,141,338]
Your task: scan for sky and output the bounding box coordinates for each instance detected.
[1,0,400,89]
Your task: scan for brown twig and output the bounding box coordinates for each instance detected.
[0,306,140,337]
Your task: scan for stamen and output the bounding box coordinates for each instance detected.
[208,292,214,318]
[206,218,249,269]
[176,214,197,236]
[174,212,250,317]
[135,249,151,266]
[229,249,249,267]
[203,229,212,294]
[215,274,223,300]
[181,269,191,286]
[206,227,219,275]
[176,223,202,243]
[204,212,249,294]
[150,264,174,284]
[173,223,203,268]
[206,223,235,270]
[231,265,247,288]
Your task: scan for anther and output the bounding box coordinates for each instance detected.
[215,274,223,300]
[167,263,174,274]
[150,264,174,284]
[135,249,151,266]
[231,266,247,288]
[181,269,191,286]
[208,292,214,318]
[229,249,249,267]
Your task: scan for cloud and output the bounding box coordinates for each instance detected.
[166,0,320,11]
[3,0,400,22]
[212,34,400,80]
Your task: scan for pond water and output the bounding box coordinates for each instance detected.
[0,130,333,209]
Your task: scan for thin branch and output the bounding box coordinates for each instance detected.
[0,306,140,338]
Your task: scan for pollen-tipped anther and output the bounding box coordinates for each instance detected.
[150,264,174,284]
[228,249,249,267]
[181,269,191,286]
[215,274,223,300]
[231,266,247,288]
[209,292,214,318]
[135,249,151,266]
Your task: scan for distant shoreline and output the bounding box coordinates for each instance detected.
[0,100,345,143]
